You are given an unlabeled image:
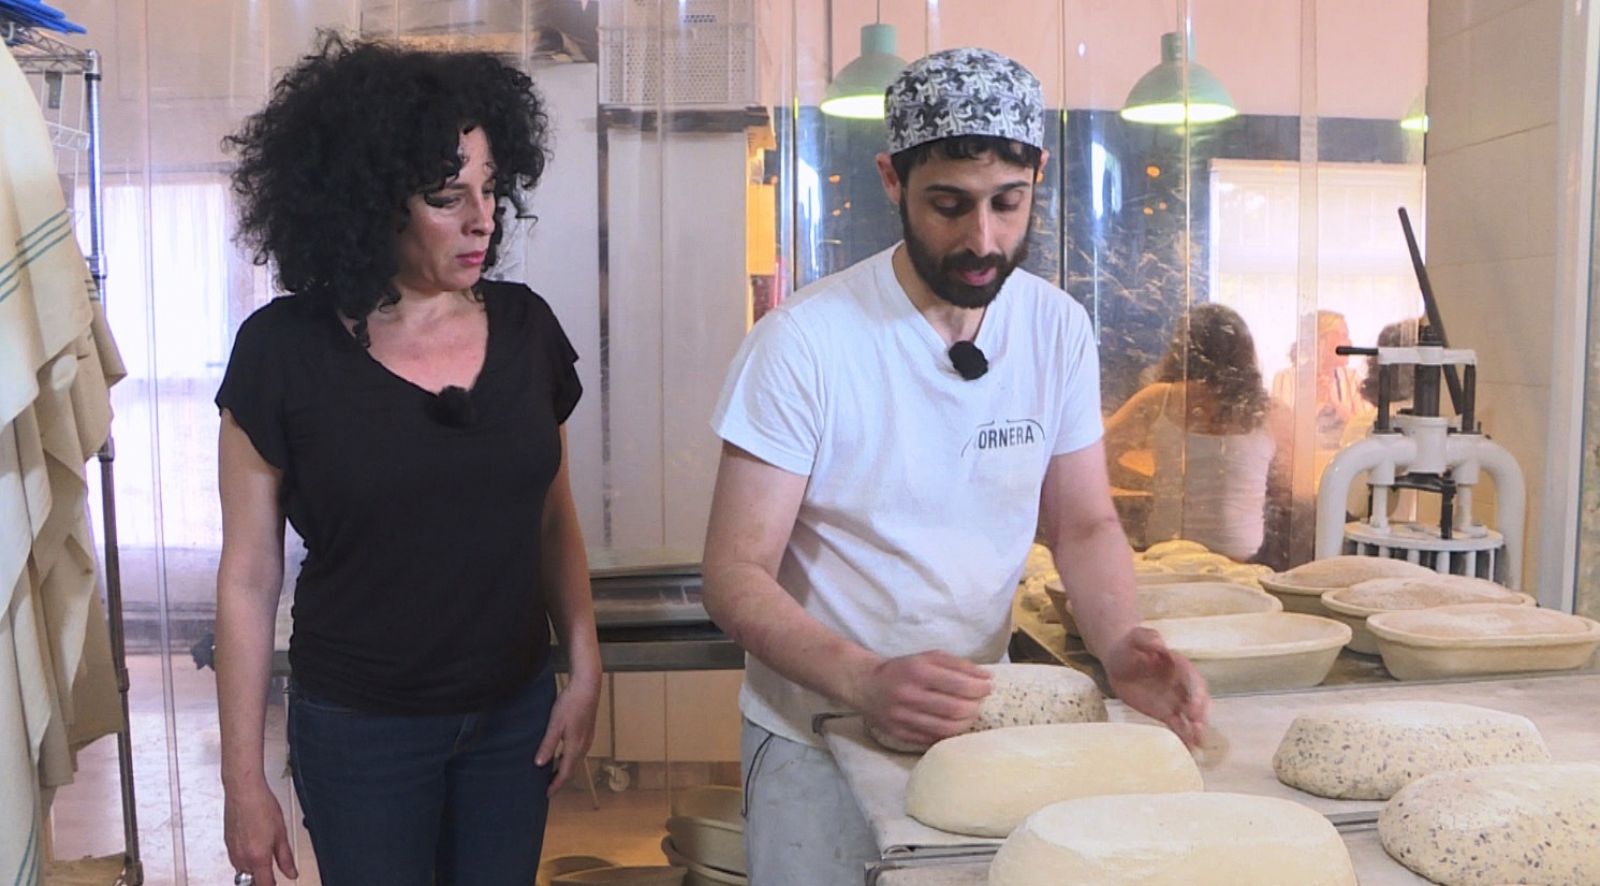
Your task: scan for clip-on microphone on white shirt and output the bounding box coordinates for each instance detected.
[949,340,988,380]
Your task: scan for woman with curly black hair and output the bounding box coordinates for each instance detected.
[1103,303,1290,561]
[213,34,599,886]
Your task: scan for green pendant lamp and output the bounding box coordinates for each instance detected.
[1120,31,1238,125]
[1400,92,1428,132]
[820,19,908,119]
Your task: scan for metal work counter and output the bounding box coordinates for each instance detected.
[271,556,744,676]
[554,622,743,672]
[869,828,1430,885]
[827,671,1600,885]
[271,608,741,676]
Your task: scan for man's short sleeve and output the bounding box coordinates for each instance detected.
[215,305,291,470]
[709,311,822,476]
[1053,302,1104,456]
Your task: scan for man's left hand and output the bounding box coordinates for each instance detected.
[1101,627,1210,748]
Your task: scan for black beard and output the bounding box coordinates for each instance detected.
[900,200,1030,309]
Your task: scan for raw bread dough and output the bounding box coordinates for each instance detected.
[1015,582,1050,615]
[1220,563,1271,586]
[1378,762,1600,885]
[905,722,1201,837]
[1332,575,1530,611]
[1147,611,1349,654]
[1156,552,1236,574]
[869,664,1106,753]
[1142,539,1210,559]
[1138,583,1280,621]
[1272,555,1435,589]
[1054,581,1281,637]
[1022,543,1055,580]
[1370,603,1593,640]
[987,792,1357,885]
[1273,701,1551,800]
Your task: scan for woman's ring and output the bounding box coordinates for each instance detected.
[234,873,254,885]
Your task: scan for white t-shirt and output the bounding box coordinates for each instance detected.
[710,244,1104,746]
[1145,413,1275,561]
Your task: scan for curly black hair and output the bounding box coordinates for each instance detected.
[1153,302,1270,431]
[225,32,549,344]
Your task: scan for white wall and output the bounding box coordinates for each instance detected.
[513,61,607,543]
[605,129,750,554]
[1424,0,1571,601]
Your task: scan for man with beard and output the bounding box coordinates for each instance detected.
[702,48,1210,882]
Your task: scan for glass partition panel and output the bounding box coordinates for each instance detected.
[34,1,1432,881]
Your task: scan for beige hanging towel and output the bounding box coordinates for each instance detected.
[0,41,95,428]
[0,38,125,884]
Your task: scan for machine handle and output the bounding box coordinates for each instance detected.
[1398,207,1466,411]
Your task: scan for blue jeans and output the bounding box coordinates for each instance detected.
[287,665,556,886]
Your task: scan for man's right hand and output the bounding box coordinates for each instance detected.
[224,780,298,885]
[852,651,992,749]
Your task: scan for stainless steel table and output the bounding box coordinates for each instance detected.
[271,560,745,676]
[868,827,1431,885]
[830,671,1600,885]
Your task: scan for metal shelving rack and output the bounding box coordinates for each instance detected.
[3,15,142,886]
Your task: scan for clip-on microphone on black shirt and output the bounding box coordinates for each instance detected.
[428,385,478,427]
[949,340,988,381]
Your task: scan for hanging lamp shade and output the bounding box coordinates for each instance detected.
[1400,92,1428,132]
[821,24,908,119]
[1120,32,1238,125]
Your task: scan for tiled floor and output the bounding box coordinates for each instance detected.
[45,655,694,884]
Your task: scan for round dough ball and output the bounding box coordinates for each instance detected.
[1272,555,1435,589]
[1143,539,1211,559]
[1157,552,1234,574]
[1335,575,1529,611]
[1022,543,1055,580]
[906,722,1201,837]
[988,792,1357,885]
[1015,582,1050,614]
[1379,762,1600,885]
[1273,701,1550,800]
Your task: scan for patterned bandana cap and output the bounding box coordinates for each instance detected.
[885,48,1045,154]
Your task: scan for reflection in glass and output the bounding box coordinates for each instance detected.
[1104,303,1285,562]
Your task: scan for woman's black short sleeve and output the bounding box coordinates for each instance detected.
[215,299,295,470]
[527,292,582,423]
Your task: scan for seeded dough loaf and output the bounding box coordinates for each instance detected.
[988,792,1357,885]
[1273,701,1550,800]
[868,663,1106,753]
[1378,762,1600,885]
[905,722,1201,837]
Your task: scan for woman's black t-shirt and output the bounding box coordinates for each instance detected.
[215,281,581,715]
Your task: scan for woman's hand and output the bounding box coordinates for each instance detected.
[1101,626,1210,748]
[536,673,601,797]
[224,779,297,885]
